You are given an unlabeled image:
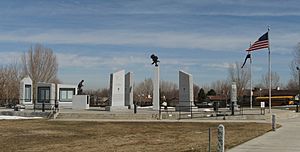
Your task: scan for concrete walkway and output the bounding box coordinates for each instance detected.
[229,110,300,152]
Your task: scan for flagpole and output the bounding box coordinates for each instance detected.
[249,42,253,109]
[268,27,272,113]
[250,51,253,109]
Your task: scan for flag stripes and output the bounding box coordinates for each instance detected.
[246,32,269,51]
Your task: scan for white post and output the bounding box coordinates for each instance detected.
[268,28,272,113]
[250,52,253,109]
[217,124,225,152]
[153,66,160,111]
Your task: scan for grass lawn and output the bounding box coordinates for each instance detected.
[0,120,272,152]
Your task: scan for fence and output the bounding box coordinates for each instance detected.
[159,101,265,120]
[0,98,58,112]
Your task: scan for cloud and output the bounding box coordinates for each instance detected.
[0,30,252,51]
[0,52,21,65]
[57,53,140,68]
[3,0,299,17]
[56,52,203,70]
[0,27,298,54]
[202,63,232,69]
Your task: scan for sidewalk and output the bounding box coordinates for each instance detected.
[229,110,300,152]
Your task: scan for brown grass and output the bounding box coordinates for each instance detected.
[0,120,272,152]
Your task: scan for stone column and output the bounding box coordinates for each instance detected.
[153,66,160,111]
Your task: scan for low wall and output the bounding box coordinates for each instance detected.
[0,111,51,118]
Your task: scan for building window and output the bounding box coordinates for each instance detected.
[25,85,31,102]
[38,87,50,103]
[59,88,75,102]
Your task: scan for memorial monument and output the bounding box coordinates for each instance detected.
[77,80,84,95]
[151,54,160,111]
[19,76,33,106]
[230,82,237,115]
[176,71,193,112]
[36,82,56,109]
[72,80,89,110]
[231,82,237,106]
[107,70,127,111]
[125,72,133,109]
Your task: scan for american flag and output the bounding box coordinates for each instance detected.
[246,32,269,51]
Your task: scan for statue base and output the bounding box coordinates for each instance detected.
[72,95,90,110]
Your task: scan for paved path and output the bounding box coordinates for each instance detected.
[229,110,300,152]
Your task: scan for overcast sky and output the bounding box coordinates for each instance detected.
[0,0,299,89]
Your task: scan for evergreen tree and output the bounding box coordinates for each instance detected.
[207,89,217,96]
[197,88,206,101]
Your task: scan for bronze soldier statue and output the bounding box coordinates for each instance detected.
[150,54,159,67]
[77,80,84,95]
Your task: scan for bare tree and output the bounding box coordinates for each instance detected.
[0,63,22,105]
[160,80,178,100]
[193,84,200,101]
[99,88,110,97]
[133,78,153,102]
[228,62,250,98]
[21,44,59,102]
[210,79,230,95]
[22,44,59,83]
[260,71,282,89]
[286,79,298,90]
[289,43,300,89]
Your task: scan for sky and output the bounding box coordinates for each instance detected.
[0,0,300,89]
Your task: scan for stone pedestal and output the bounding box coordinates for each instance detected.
[176,71,193,112]
[72,95,90,110]
[153,66,160,111]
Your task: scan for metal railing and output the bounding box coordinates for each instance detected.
[0,98,58,112]
[159,101,265,120]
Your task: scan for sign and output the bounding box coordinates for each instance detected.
[260,102,265,108]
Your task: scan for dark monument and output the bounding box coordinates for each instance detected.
[77,80,84,95]
[150,54,159,67]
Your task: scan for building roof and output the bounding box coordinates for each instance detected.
[207,95,227,101]
[243,89,298,97]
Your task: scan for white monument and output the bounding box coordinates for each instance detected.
[36,82,56,109]
[176,71,193,112]
[57,84,77,108]
[72,95,90,110]
[19,76,33,105]
[153,66,160,111]
[106,70,127,111]
[125,72,133,109]
[231,82,237,106]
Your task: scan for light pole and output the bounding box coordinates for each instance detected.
[296,67,300,112]
[259,88,262,97]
